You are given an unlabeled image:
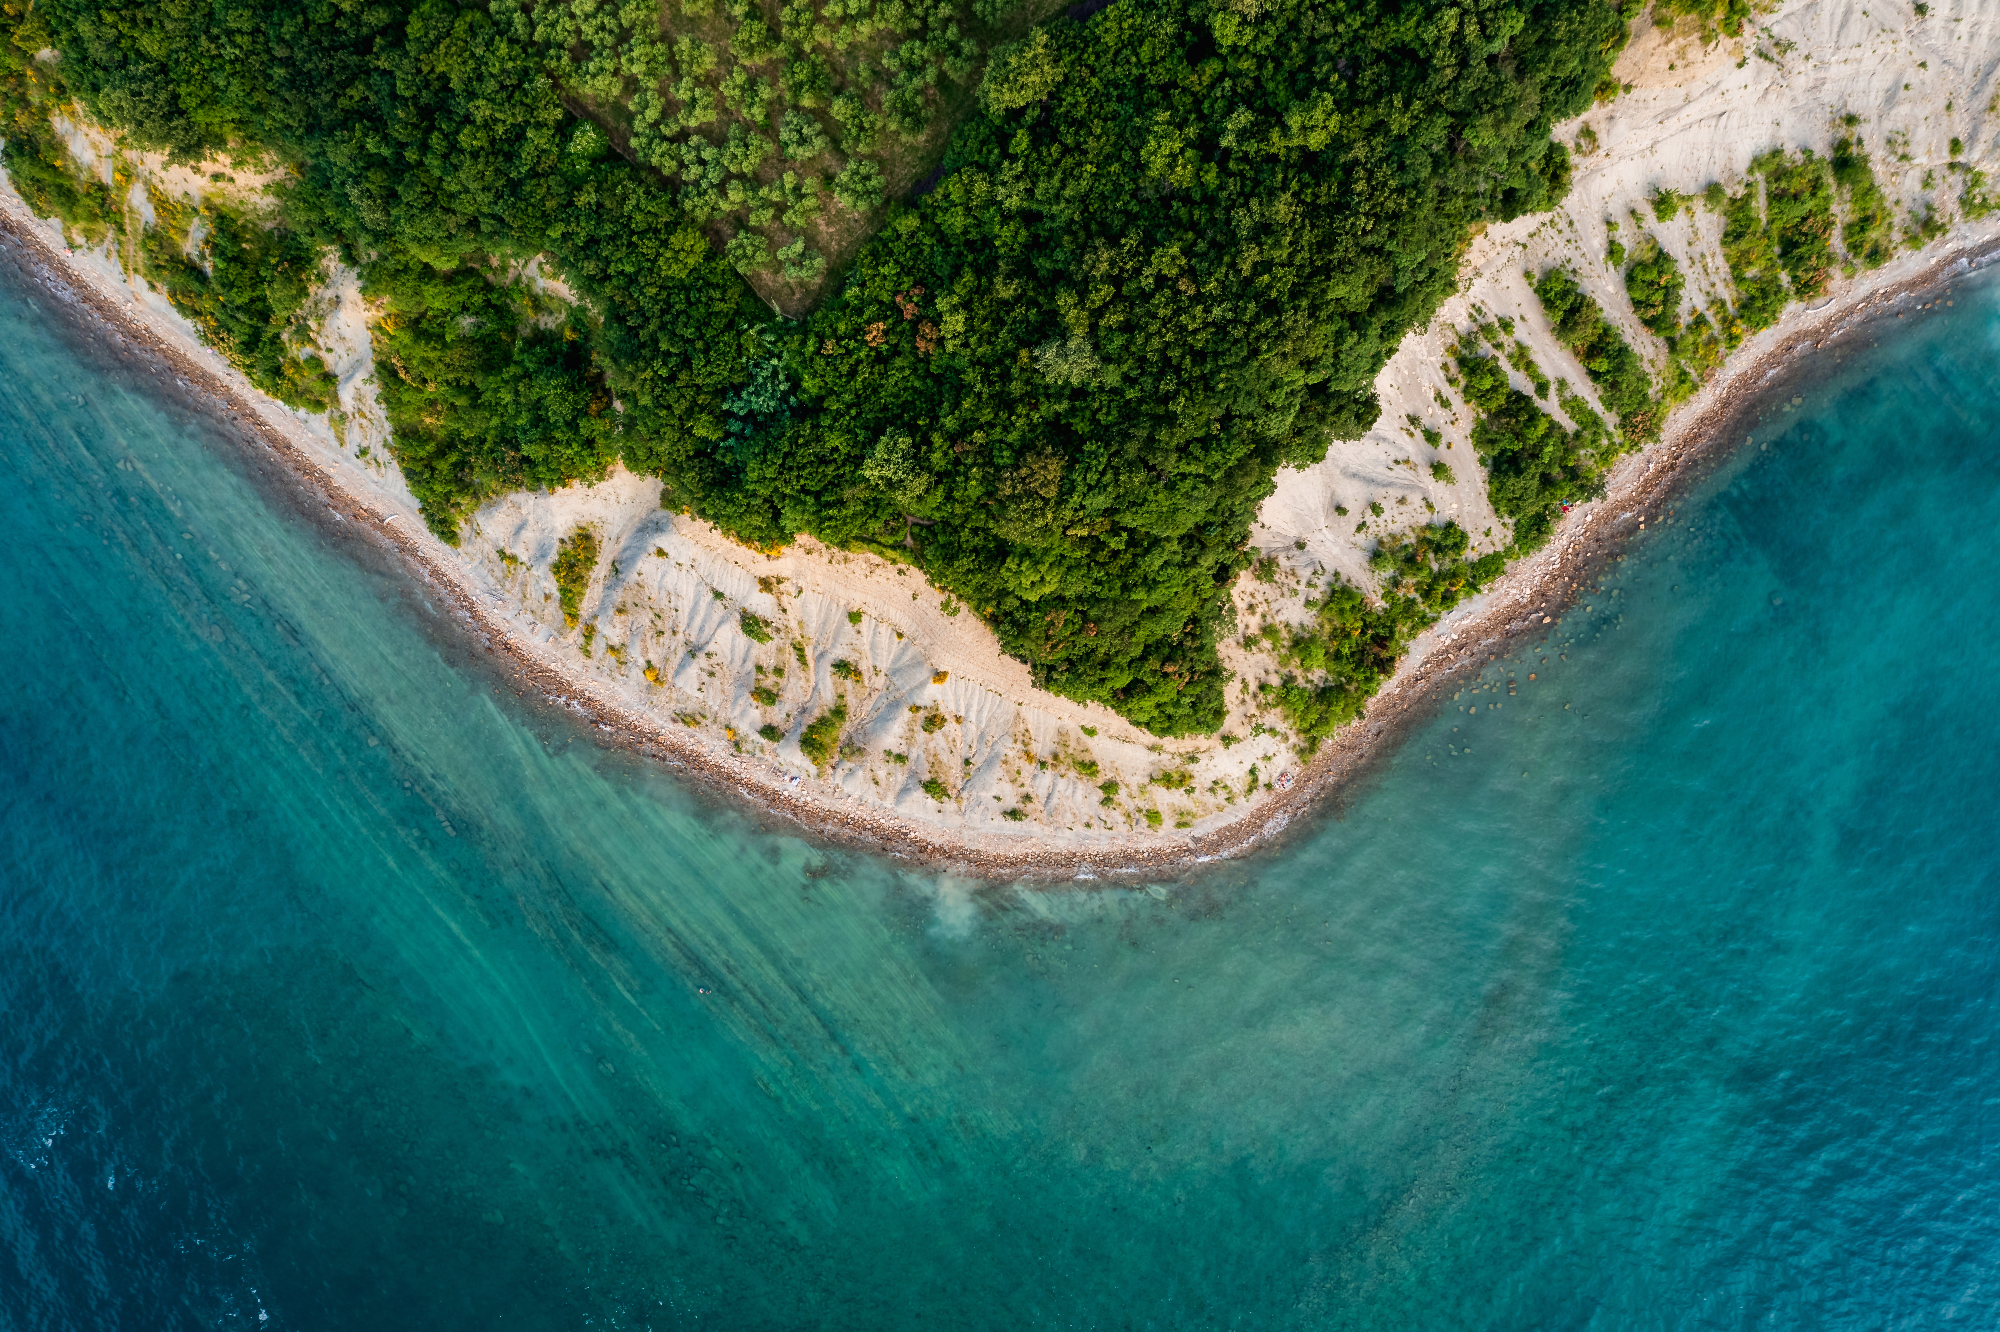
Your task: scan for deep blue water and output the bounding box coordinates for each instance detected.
[3,245,1999,1330]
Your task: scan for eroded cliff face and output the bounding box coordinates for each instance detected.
[6,0,1993,855]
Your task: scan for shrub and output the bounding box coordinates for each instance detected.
[1655,0,1751,39]
[757,723,783,742]
[552,528,600,629]
[1717,183,1788,334]
[1623,235,1685,339]
[1834,136,1896,265]
[920,777,950,801]
[1756,148,1836,298]
[799,702,847,767]
[1256,522,1508,750]
[1964,168,2000,222]
[739,609,774,642]
[1531,269,1658,444]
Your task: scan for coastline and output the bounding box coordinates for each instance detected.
[1283,228,2000,848]
[5,192,1997,881]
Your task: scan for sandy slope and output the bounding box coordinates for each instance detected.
[4,0,1995,867]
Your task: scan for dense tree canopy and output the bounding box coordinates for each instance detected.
[4,0,1625,735]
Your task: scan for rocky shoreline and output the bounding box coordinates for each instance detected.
[6,190,1996,882]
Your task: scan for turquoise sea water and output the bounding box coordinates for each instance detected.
[4,242,2000,1331]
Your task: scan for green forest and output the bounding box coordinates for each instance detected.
[2,0,1627,736]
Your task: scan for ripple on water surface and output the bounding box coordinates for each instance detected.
[2,253,1999,1329]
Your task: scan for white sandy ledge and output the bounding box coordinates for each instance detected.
[5,0,1998,875]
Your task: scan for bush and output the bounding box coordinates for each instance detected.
[1654,0,1751,39]
[920,777,950,801]
[1251,523,1507,752]
[739,610,774,642]
[0,122,117,244]
[1834,136,1896,267]
[757,722,783,742]
[1532,268,1658,444]
[551,527,600,629]
[1756,148,1836,298]
[799,702,847,767]
[131,197,343,414]
[1716,211,1783,337]
[1623,235,1685,339]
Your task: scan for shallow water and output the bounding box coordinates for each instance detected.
[4,250,1999,1330]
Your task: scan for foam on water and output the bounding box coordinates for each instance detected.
[3,245,2000,1330]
